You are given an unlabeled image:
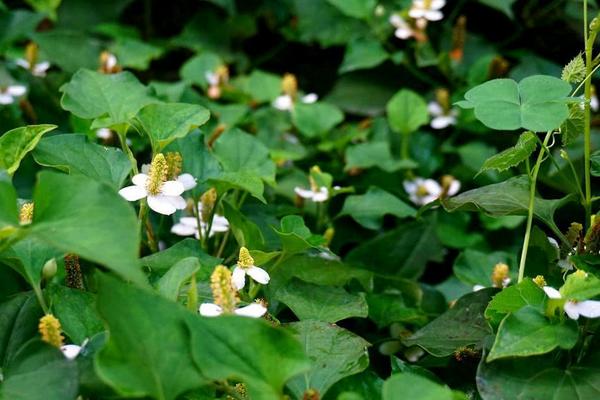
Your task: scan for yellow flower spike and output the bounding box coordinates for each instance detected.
[39,314,64,348]
[323,227,335,247]
[146,153,168,195]
[238,247,255,269]
[200,188,218,223]
[25,42,38,67]
[533,275,547,288]
[281,73,298,98]
[165,152,183,180]
[435,88,450,113]
[19,202,34,225]
[491,263,510,288]
[210,265,239,314]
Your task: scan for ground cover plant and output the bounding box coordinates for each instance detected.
[1,0,600,399]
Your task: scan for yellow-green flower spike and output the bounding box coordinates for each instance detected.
[201,188,217,222]
[210,265,239,313]
[533,275,546,288]
[281,73,297,98]
[435,88,450,113]
[238,247,254,269]
[146,153,168,195]
[165,152,182,180]
[39,314,64,348]
[25,42,38,67]
[19,202,34,225]
[491,263,510,288]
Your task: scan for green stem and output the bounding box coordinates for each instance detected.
[401,133,411,160]
[518,131,553,283]
[584,0,594,228]
[33,284,49,314]
[117,129,138,176]
[138,199,157,253]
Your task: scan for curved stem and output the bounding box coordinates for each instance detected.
[518,131,553,283]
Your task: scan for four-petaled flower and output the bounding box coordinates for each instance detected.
[0,85,26,105]
[409,0,446,22]
[231,247,270,289]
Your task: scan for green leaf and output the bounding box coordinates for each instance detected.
[403,289,495,357]
[479,131,537,173]
[60,69,156,128]
[338,186,416,229]
[0,340,79,400]
[0,173,18,229]
[345,142,417,172]
[95,274,206,400]
[33,134,131,189]
[0,292,42,367]
[238,70,281,103]
[479,0,516,18]
[326,0,375,19]
[30,171,146,286]
[443,175,573,235]
[134,102,210,151]
[339,38,388,73]
[274,215,325,255]
[23,0,61,20]
[560,103,584,146]
[33,30,102,72]
[180,52,223,87]
[275,278,368,323]
[453,249,515,287]
[0,237,63,287]
[485,279,545,326]
[366,293,427,328]
[47,285,104,344]
[560,271,600,300]
[140,238,221,278]
[383,373,464,400]
[456,75,572,132]
[386,89,429,135]
[109,38,164,70]
[286,320,370,399]
[487,306,578,361]
[292,102,344,138]
[0,124,56,175]
[591,150,600,177]
[156,257,200,301]
[222,200,265,250]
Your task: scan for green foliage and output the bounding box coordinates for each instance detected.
[479,131,537,173]
[0,125,56,175]
[386,89,429,135]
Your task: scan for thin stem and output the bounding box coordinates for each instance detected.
[401,133,411,160]
[117,130,138,176]
[518,131,553,283]
[561,150,587,204]
[33,284,49,314]
[584,0,594,228]
[215,230,230,258]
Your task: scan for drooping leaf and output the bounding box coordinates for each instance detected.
[386,89,429,135]
[479,131,537,173]
[487,306,578,361]
[33,134,131,189]
[456,75,572,132]
[286,320,370,399]
[0,124,56,175]
[338,186,416,229]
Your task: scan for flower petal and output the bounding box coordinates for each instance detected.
[564,301,581,320]
[294,187,315,199]
[132,173,149,187]
[178,173,197,190]
[395,27,413,40]
[302,93,318,104]
[7,85,26,96]
[543,286,562,299]
[15,58,30,69]
[273,95,293,111]
[232,267,247,290]
[161,180,185,196]
[569,300,600,319]
[312,187,329,202]
[34,61,50,76]
[234,303,267,318]
[199,303,223,317]
[423,179,442,196]
[424,10,443,21]
[164,195,187,210]
[61,344,82,360]
[427,101,443,116]
[147,195,178,215]
[171,222,198,236]
[0,94,14,104]
[180,217,199,227]
[119,185,147,201]
[247,266,270,285]
[447,179,461,196]
[431,115,455,129]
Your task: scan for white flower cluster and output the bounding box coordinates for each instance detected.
[388,0,446,40]
[403,176,460,206]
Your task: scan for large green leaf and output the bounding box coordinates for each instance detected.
[443,175,573,235]
[0,125,56,175]
[274,278,368,323]
[33,134,131,189]
[95,274,206,400]
[487,306,578,361]
[456,75,572,132]
[484,279,545,326]
[479,131,537,173]
[156,257,200,301]
[0,340,79,400]
[109,38,164,70]
[134,102,210,151]
[139,238,221,277]
[338,186,415,229]
[48,285,104,344]
[0,292,42,367]
[30,171,146,286]
[286,320,370,399]
[292,102,344,138]
[386,89,429,135]
[403,289,495,357]
[453,249,515,287]
[273,215,325,256]
[60,69,156,128]
[0,237,63,287]
[383,373,465,400]
[33,30,102,72]
[366,293,427,328]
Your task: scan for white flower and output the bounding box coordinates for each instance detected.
[119,173,186,215]
[60,344,82,360]
[389,14,414,40]
[302,93,318,103]
[171,203,229,238]
[428,101,458,129]
[409,0,445,21]
[403,178,441,205]
[231,247,270,290]
[294,186,329,202]
[16,59,50,77]
[0,85,26,105]
[96,128,112,140]
[272,93,318,111]
[543,286,600,320]
[199,302,267,318]
[205,71,219,86]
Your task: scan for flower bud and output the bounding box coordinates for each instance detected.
[42,258,57,281]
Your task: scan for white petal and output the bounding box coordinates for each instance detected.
[199,303,223,317]
[234,303,267,318]
[106,54,118,70]
[427,101,443,116]
[424,10,443,20]
[33,61,50,76]
[408,9,426,19]
[132,173,149,187]
[421,194,438,205]
[147,195,178,215]
[395,27,413,39]
[15,58,30,69]
[409,193,424,206]
[302,93,318,104]
[160,180,185,196]
[571,300,600,318]
[60,345,82,360]
[423,179,442,196]
[7,85,26,96]
[0,94,14,104]
[431,115,456,129]
[547,237,559,249]
[141,164,151,174]
[180,217,199,227]
[205,71,219,86]
[564,301,581,320]
[273,95,293,111]
[473,285,486,291]
[247,266,270,285]
[96,128,112,139]
[232,267,247,289]
[171,222,198,236]
[210,215,229,231]
[389,14,402,28]
[164,195,187,210]
[591,95,599,111]
[178,173,197,190]
[403,180,419,194]
[119,185,147,201]
[312,187,329,202]
[543,286,562,299]
[431,0,446,9]
[294,187,315,199]
[447,180,461,196]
